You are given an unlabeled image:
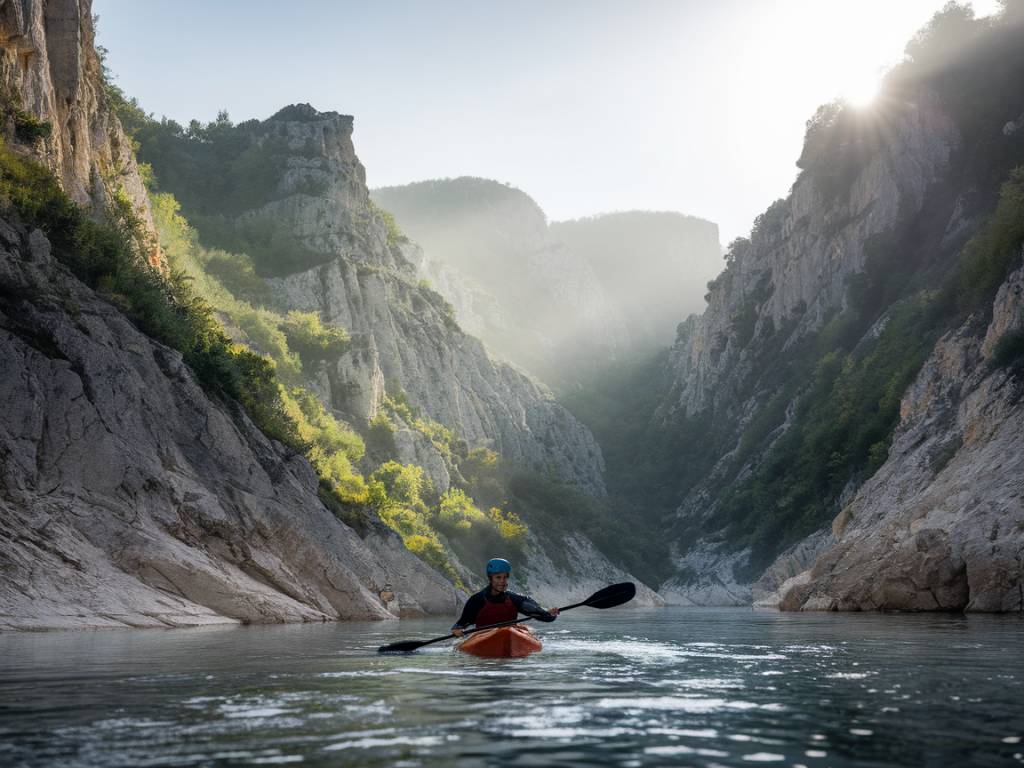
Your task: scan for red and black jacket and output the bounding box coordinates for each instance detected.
[452,588,555,630]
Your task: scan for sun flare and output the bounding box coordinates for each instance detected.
[841,73,882,108]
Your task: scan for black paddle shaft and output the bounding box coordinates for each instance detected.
[377,581,636,653]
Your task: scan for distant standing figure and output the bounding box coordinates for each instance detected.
[451,558,559,636]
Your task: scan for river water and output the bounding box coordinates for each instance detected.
[1,607,1022,767]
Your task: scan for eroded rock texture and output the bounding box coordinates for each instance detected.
[247,106,607,494]
[0,0,161,267]
[781,257,1024,613]
[0,219,460,630]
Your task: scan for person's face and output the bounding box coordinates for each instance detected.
[489,573,509,592]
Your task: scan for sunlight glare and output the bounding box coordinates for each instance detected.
[842,73,882,108]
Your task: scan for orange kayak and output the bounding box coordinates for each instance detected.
[457,624,543,658]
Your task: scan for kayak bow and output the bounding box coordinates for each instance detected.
[456,624,542,658]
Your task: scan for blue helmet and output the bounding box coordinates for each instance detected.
[486,558,511,576]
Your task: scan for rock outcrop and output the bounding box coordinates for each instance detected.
[649,7,1024,608]
[520,533,665,608]
[221,109,607,494]
[0,0,161,268]
[662,92,959,420]
[0,217,460,630]
[779,256,1024,612]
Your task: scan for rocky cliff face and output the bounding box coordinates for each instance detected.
[652,8,1024,610]
[655,91,963,604]
[213,110,607,494]
[663,92,958,420]
[778,255,1024,612]
[0,4,465,631]
[0,215,460,630]
[0,0,160,267]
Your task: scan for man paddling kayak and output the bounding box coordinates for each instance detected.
[451,558,559,636]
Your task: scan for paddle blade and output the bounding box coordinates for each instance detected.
[377,640,427,654]
[584,582,636,609]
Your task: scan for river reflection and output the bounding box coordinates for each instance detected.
[1,608,1022,766]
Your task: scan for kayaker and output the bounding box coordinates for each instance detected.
[450,558,558,636]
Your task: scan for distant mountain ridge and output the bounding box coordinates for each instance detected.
[372,177,721,390]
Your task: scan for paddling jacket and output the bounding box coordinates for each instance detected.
[452,588,556,630]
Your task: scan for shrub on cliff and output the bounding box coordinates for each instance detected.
[948,167,1024,318]
[368,462,462,584]
[280,311,350,365]
[149,185,376,512]
[0,141,307,451]
[438,488,487,531]
[992,330,1024,370]
[203,250,273,305]
[368,199,408,247]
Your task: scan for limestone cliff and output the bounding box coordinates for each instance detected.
[0,211,460,630]
[0,0,160,267]
[662,91,959,421]
[140,107,607,494]
[656,90,962,604]
[0,2,463,631]
[778,254,1024,612]
[644,7,1024,609]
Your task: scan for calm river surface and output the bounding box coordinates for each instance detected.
[1,608,1023,767]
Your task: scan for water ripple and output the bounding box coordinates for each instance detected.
[1,608,1022,767]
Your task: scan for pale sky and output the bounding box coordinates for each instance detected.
[94,1,1001,243]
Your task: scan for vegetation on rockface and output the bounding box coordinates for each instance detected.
[368,379,646,583]
[106,85,570,584]
[280,311,350,365]
[371,391,554,574]
[562,353,712,586]
[946,167,1024,319]
[0,86,54,145]
[381,392,456,462]
[0,141,309,453]
[718,299,940,574]
[147,174,544,583]
[12,112,52,144]
[565,3,1024,585]
[368,199,408,248]
[139,177,373,510]
[115,109,328,276]
[993,329,1024,370]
